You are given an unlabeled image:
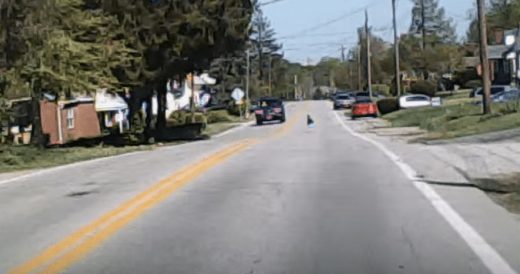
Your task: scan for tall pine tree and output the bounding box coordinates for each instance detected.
[409,0,457,45]
[250,6,282,86]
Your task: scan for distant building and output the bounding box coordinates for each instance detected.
[483,28,520,85]
[40,97,101,145]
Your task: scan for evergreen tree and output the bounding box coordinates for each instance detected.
[409,0,457,45]
[250,7,282,85]
[4,0,138,95]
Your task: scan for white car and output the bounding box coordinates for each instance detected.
[399,94,431,109]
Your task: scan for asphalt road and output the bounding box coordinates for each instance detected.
[0,101,516,274]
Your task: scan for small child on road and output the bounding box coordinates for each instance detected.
[307,114,315,128]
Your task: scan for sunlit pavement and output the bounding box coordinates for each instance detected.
[1,101,518,274]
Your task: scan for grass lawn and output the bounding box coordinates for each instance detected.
[0,145,152,173]
[383,98,520,140]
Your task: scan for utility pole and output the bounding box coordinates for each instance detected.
[349,50,355,89]
[477,0,492,114]
[365,10,373,99]
[258,10,264,86]
[340,45,346,62]
[420,0,426,51]
[357,46,362,90]
[294,74,298,100]
[245,50,250,118]
[268,54,272,96]
[392,0,401,96]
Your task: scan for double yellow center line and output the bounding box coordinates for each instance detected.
[9,140,255,274]
[9,102,308,274]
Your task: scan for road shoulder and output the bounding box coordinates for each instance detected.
[337,113,520,273]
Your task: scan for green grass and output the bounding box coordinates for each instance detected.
[383,101,520,141]
[0,145,151,173]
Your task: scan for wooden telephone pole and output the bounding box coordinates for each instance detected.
[365,10,373,99]
[477,0,491,114]
[357,46,362,90]
[392,0,401,96]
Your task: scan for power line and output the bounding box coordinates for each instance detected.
[278,31,357,40]
[277,0,380,39]
[259,0,288,7]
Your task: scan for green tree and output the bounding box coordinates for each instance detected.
[250,7,282,89]
[466,0,520,44]
[100,0,253,126]
[409,0,457,45]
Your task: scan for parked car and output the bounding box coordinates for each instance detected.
[399,94,431,109]
[354,91,385,99]
[331,91,352,101]
[470,85,514,98]
[333,94,355,110]
[492,89,520,103]
[351,97,378,119]
[355,91,370,98]
[254,97,285,126]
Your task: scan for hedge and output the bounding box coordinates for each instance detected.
[410,80,437,97]
[377,98,400,115]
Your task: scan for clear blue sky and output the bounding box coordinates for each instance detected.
[262,0,473,64]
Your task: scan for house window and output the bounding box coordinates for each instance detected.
[66,108,75,129]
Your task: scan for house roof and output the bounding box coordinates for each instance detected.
[59,97,94,107]
[504,28,520,37]
[488,45,510,59]
[95,90,128,112]
[463,57,480,68]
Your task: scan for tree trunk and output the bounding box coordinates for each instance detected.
[30,97,46,147]
[156,79,167,130]
[144,96,153,134]
[189,72,196,124]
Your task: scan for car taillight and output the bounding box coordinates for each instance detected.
[273,107,282,113]
[255,110,264,115]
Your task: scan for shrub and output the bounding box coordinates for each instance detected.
[168,111,189,126]
[227,101,243,116]
[410,80,437,97]
[464,79,482,89]
[168,111,207,128]
[454,69,479,87]
[372,84,391,96]
[207,110,234,124]
[377,98,400,115]
[184,112,207,125]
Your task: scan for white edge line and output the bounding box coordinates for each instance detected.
[333,111,517,274]
[0,150,146,187]
[214,120,255,138]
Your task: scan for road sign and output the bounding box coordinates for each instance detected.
[231,88,245,101]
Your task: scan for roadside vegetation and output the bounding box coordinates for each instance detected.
[0,145,151,173]
[1,109,245,173]
[383,93,520,141]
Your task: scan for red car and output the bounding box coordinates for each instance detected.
[351,97,378,119]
